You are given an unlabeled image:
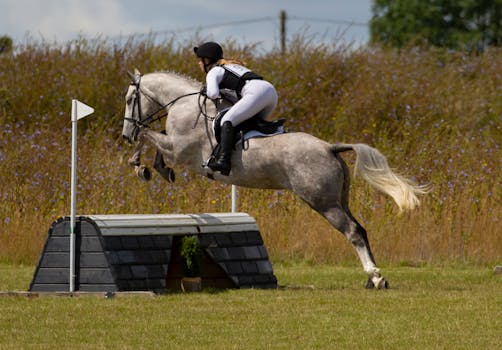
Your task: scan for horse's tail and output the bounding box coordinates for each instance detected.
[332,143,429,212]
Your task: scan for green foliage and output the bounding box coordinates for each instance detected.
[180,236,202,277]
[370,0,502,49]
[0,35,13,54]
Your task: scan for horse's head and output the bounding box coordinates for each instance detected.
[122,69,143,143]
[122,69,161,143]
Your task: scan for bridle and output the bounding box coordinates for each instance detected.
[124,74,204,139]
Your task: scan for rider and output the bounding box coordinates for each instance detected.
[194,41,278,176]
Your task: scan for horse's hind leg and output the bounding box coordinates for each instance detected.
[322,207,389,289]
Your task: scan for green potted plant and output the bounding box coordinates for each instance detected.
[180,235,202,292]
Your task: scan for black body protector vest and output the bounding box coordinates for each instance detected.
[218,64,263,99]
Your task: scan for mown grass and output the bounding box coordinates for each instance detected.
[0,263,500,349]
[0,36,500,265]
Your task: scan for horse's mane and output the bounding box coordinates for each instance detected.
[152,70,202,87]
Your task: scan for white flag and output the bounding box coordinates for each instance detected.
[71,99,94,121]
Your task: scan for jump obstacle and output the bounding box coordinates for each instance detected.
[30,213,277,293]
[30,101,276,293]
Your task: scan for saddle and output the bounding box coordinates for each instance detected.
[153,106,286,182]
[213,108,286,145]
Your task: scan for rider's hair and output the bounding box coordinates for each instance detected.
[217,58,247,66]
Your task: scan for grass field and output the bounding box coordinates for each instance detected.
[1,263,500,349]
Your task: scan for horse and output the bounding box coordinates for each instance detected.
[121,69,428,289]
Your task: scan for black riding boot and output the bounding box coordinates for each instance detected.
[208,121,234,176]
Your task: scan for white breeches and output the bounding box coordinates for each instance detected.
[220,80,278,126]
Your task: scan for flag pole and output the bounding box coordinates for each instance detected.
[231,185,238,213]
[69,99,78,292]
[69,99,94,292]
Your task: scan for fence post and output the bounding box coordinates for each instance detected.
[280,10,287,54]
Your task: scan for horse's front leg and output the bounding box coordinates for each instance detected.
[132,128,175,182]
[127,135,152,181]
[128,137,145,167]
[139,128,174,154]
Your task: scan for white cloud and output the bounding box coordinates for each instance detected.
[0,0,371,47]
[0,0,145,42]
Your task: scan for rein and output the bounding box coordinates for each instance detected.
[193,91,216,128]
[143,91,200,125]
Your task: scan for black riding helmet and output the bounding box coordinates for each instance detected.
[194,42,223,72]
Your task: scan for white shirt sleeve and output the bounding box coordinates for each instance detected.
[205,66,225,99]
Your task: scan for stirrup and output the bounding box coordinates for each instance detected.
[206,158,231,176]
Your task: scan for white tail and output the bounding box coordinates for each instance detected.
[333,143,429,211]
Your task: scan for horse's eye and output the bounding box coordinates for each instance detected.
[126,94,135,104]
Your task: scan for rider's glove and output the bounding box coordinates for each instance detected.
[200,84,207,96]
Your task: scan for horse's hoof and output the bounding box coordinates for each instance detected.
[166,168,175,182]
[155,167,175,183]
[135,165,152,182]
[374,277,389,289]
[366,277,389,289]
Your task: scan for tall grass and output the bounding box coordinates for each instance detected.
[0,37,500,265]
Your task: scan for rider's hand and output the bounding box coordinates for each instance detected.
[200,84,207,96]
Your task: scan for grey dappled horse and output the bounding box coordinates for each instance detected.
[122,69,428,289]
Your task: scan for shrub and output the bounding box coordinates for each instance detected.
[180,236,202,277]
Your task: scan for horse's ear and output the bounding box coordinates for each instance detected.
[127,70,136,83]
[127,69,142,85]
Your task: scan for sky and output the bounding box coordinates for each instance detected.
[0,0,373,50]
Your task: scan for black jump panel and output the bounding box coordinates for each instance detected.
[29,213,277,292]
